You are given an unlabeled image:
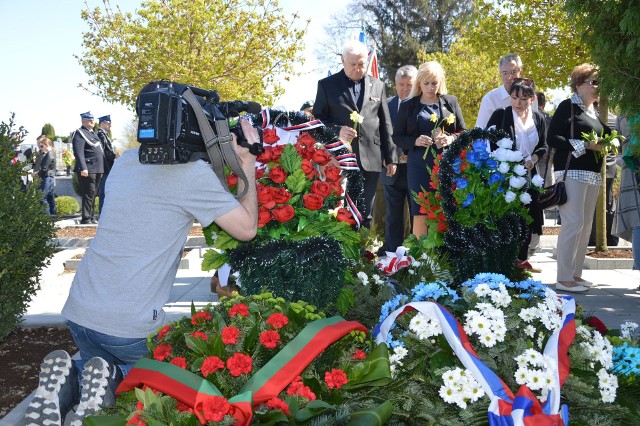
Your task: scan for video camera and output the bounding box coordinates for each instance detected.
[135,80,264,164]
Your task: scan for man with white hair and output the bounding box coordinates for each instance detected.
[476,53,537,128]
[313,40,396,228]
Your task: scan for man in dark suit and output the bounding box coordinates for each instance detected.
[313,40,396,228]
[380,65,417,253]
[97,114,117,214]
[72,111,105,224]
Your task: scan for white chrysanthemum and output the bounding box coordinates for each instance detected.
[522,349,545,367]
[520,192,532,205]
[474,283,492,297]
[577,325,592,339]
[514,367,529,385]
[356,271,369,286]
[467,313,491,334]
[410,313,442,340]
[524,325,536,337]
[479,331,498,347]
[466,383,486,402]
[620,321,639,339]
[372,274,385,286]
[393,346,408,360]
[531,174,545,187]
[439,384,459,405]
[513,164,527,176]
[527,369,546,390]
[490,290,512,308]
[519,308,536,323]
[597,368,618,403]
[505,190,517,203]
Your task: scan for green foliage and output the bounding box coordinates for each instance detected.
[0,114,56,341]
[464,0,590,91]
[41,123,55,140]
[362,0,473,86]
[564,0,640,140]
[78,0,308,108]
[55,196,80,215]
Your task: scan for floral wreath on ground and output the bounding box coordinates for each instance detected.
[96,293,394,425]
[202,116,361,308]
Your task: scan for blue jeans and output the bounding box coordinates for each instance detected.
[633,226,640,270]
[67,321,148,377]
[39,176,56,215]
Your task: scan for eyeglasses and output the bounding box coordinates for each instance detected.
[501,70,520,76]
[584,79,599,86]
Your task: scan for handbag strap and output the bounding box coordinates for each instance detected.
[542,103,573,183]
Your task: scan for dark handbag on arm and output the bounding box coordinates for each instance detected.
[539,104,573,210]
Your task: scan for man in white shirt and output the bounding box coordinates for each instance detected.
[475,53,538,128]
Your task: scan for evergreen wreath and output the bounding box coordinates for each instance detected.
[438,127,528,283]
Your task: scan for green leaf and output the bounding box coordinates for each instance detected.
[335,286,355,316]
[201,249,228,272]
[83,415,128,426]
[214,231,239,251]
[185,334,209,356]
[279,144,303,174]
[343,343,392,390]
[293,400,334,422]
[285,169,308,193]
[346,400,394,426]
[429,350,457,377]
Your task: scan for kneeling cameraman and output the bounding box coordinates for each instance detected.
[25,117,259,426]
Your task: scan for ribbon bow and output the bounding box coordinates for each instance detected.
[375,246,414,275]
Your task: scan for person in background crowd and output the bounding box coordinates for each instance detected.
[547,63,610,293]
[392,61,466,237]
[378,64,417,255]
[612,115,640,278]
[487,78,547,273]
[36,135,57,215]
[300,100,315,118]
[97,115,117,214]
[312,39,396,228]
[476,53,538,128]
[71,112,104,224]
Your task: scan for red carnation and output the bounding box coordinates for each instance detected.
[312,148,333,165]
[266,397,290,415]
[266,312,289,329]
[157,325,171,340]
[259,330,281,349]
[228,303,249,317]
[191,311,212,326]
[323,165,341,182]
[286,376,316,400]
[201,356,225,376]
[587,316,608,336]
[136,401,144,410]
[126,413,146,426]
[262,128,280,145]
[222,326,240,345]
[352,349,366,360]
[301,158,316,179]
[296,132,316,147]
[257,184,276,209]
[258,206,273,228]
[170,357,187,369]
[268,165,288,184]
[226,353,253,376]
[272,204,295,222]
[310,180,333,198]
[226,173,238,189]
[270,145,285,162]
[271,187,292,204]
[303,193,325,210]
[201,395,230,422]
[335,208,356,226]
[191,331,208,341]
[152,343,172,361]
[177,401,194,413]
[324,369,348,389]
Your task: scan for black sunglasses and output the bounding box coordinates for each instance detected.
[585,79,599,86]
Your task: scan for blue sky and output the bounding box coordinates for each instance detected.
[0,0,349,144]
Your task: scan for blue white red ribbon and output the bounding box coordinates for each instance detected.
[374,295,576,426]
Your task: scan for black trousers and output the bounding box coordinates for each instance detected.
[361,170,380,229]
[78,172,102,222]
[382,164,412,252]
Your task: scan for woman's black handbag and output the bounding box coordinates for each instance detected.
[539,104,573,210]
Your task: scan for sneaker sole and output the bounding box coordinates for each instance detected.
[24,350,72,426]
[64,358,111,426]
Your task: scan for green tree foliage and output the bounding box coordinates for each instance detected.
[564,1,640,123]
[0,114,56,341]
[420,36,497,125]
[78,0,308,108]
[41,123,55,139]
[463,0,590,91]
[362,0,472,86]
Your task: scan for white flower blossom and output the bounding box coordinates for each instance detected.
[508,150,524,162]
[620,321,638,339]
[513,164,527,176]
[531,174,545,187]
[496,138,514,149]
[520,192,532,205]
[509,175,527,189]
[498,161,511,174]
[505,191,517,203]
[356,271,369,286]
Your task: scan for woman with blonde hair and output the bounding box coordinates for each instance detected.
[392,61,466,237]
[36,135,57,215]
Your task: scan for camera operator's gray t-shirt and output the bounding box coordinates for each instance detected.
[62,149,239,338]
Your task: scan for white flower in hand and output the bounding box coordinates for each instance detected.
[513,164,527,176]
[611,138,620,148]
[531,174,545,187]
[505,191,517,203]
[520,192,532,204]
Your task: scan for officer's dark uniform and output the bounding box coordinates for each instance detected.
[97,115,116,213]
[72,112,105,224]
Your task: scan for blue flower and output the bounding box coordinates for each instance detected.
[485,158,498,169]
[477,150,490,161]
[411,281,458,302]
[452,158,462,174]
[462,193,474,207]
[379,294,406,324]
[455,178,468,189]
[488,172,504,184]
[472,139,488,152]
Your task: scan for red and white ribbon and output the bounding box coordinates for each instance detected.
[375,246,414,275]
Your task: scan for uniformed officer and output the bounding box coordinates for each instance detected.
[97,114,116,214]
[72,111,104,224]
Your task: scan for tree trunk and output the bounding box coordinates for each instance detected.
[595,96,609,252]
